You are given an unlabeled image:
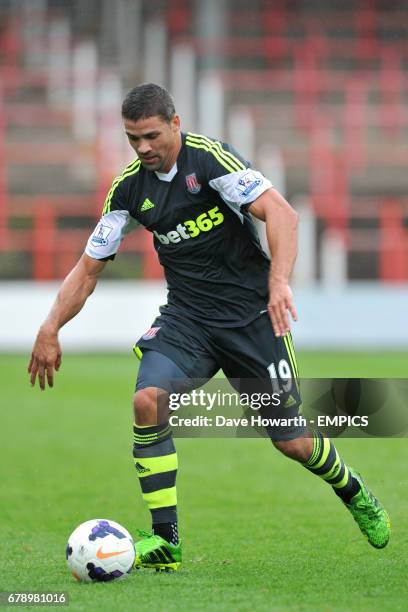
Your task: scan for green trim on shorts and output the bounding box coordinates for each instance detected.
[133,345,143,360]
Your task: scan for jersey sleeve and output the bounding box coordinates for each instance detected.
[85,164,140,260]
[209,167,272,209]
[186,134,272,208]
[85,210,139,259]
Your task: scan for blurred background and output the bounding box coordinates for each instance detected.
[0,0,407,351]
[2,6,408,604]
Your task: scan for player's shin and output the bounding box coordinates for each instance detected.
[302,429,390,548]
[132,423,179,545]
[302,429,360,502]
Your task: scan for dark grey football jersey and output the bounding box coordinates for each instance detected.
[86,132,272,327]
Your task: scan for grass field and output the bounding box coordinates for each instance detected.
[0,352,407,611]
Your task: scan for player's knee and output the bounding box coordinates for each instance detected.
[133,387,160,426]
[272,437,312,463]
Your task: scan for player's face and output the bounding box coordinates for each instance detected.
[124,115,181,172]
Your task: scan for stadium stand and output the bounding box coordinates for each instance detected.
[0,0,407,281]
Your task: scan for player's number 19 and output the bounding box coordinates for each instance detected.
[267,359,292,394]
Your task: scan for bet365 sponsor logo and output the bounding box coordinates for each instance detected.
[153,206,224,245]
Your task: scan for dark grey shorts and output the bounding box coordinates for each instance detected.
[134,312,305,441]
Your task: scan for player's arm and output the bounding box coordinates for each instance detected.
[199,139,297,335]
[28,253,107,390]
[248,188,299,337]
[28,168,140,390]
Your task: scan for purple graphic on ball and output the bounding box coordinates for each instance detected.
[87,563,124,582]
[88,520,126,541]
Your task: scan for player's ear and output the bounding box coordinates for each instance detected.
[171,114,181,132]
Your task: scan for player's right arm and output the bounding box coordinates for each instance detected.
[28,253,107,390]
[29,162,140,390]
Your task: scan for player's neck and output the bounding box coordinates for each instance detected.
[161,132,182,173]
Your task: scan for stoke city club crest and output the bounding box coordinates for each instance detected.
[185,172,201,194]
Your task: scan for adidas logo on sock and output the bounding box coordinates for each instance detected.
[140,198,155,212]
[135,462,151,474]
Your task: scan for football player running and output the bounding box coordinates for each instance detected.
[29,84,390,571]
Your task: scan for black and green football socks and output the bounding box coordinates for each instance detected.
[133,423,179,545]
[303,430,361,502]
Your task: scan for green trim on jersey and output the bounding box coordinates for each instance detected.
[102,158,141,214]
[186,132,246,174]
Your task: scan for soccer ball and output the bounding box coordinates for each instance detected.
[66,519,135,582]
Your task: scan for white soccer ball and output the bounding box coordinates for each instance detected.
[66,519,135,582]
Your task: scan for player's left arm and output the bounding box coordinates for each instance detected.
[198,139,298,335]
[248,188,299,337]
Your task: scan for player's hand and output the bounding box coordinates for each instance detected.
[267,281,298,337]
[28,326,62,390]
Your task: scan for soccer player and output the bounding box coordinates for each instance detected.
[28,83,390,571]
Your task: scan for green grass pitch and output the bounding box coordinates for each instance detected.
[0,352,407,611]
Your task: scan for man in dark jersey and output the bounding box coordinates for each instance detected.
[29,83,390,572]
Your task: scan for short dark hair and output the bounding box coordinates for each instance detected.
[121,83,176,123]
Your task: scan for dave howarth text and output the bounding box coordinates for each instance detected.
[168,390,282,411]
[169,415,307,428]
